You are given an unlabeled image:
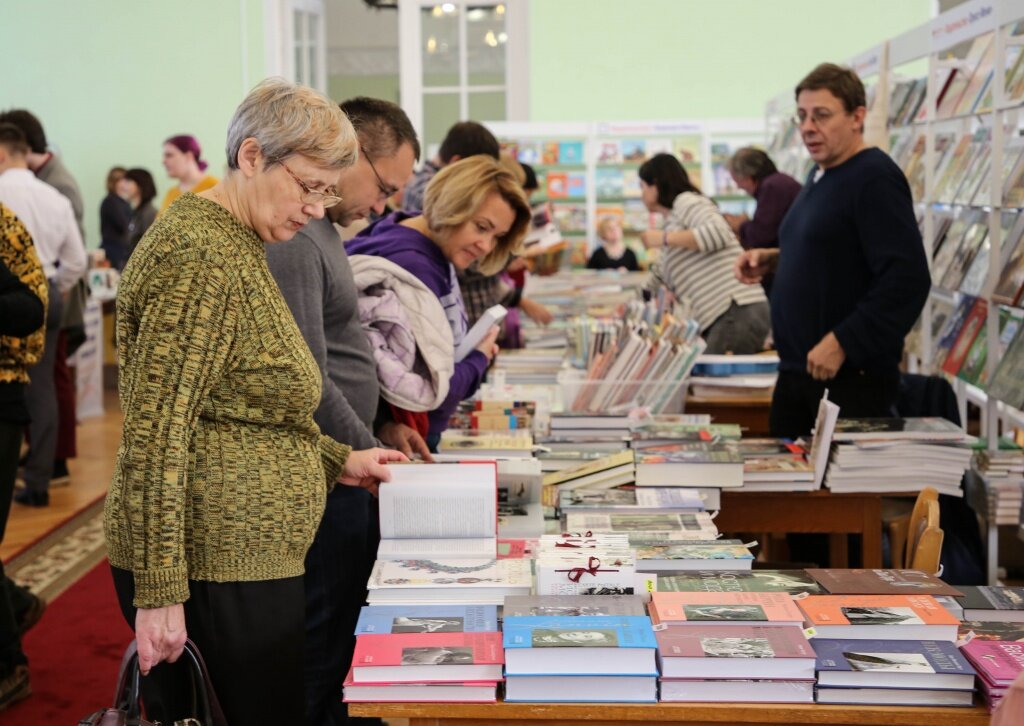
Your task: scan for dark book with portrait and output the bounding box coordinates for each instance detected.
[956,586,1024,621]
[658,570,825,596]
[806,569,963,597]
[831,417,965,442]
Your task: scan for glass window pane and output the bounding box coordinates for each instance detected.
[424,93,460,155]
[467,5,506,87]
[295,45,305,85]
[468,90,506,123]
[308,13,320,88]
[294,9,304,44]
[422,5,459,88]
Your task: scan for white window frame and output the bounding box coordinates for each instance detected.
[265,0,328,93]
[399,0,529,144]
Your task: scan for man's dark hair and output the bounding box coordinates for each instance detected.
[341,96,421,162]
[0,123,29,156]
[728,147,778,182]
[125,167,158,208]
[520,162,538,192]
[638,153,701,208]
[795,63,866,113]
[437,121,499,164]
[0,109,47,154]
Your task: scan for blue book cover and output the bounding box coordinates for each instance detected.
[558,141,584,165]
[502,615,656,649]
[354,604,498,635]
[814,638,975,678]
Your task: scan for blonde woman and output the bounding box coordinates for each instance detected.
[105,79,405,724]
[346,155,531,449]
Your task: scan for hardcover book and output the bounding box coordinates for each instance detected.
[831,417,965,442]
[806,569,963,597]
[366,558,532,605]
[351,632,504,683]
[634,442,744,488]
[342,669,497,703]
[503,594,648,617]
[961,639,1024,687]
[797,595,959,641]
[655,624,816,680]
[633,543,754,572]
[649,591,804,627]
[563,511,717,539]
[814,638,975,689]
[957,586,1024,621]
[558,487,706,513]
[959,620,1024,642]
[658,570,825,596]
[503,615,658,676]
[355,605,499,635]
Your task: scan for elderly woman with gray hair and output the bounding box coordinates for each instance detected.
[104,78,405,723]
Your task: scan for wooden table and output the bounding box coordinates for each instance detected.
[715,490,916,568]
[685,394,772,436]
[348,699,990,726]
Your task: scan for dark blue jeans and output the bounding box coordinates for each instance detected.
[303,484,379,726]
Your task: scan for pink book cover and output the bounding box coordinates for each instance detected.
[962,640,1024,688]
[649,592,804,625]
[352,632,504,668]
[497,539,537,559]
[655,625,816,659]
[343,667,498,687]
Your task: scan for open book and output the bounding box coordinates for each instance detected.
[378,462,498,560]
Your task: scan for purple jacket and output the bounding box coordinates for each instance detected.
[346,212,489,436]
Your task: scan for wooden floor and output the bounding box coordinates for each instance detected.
[1,389,121,562]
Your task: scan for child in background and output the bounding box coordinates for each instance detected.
[587,216,639,271]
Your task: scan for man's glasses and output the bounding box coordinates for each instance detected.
[280,161,343,208]
[362,147,399,202]
[791,109,837,128]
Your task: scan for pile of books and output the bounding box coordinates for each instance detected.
[824,417,972,496]
[974,449,1024,525]
[961,638,1024,713]
[649,591,814,703]
[534,533,645,597]
[502,595,658,702]
[688,353,779,399]
[344,604,503,703]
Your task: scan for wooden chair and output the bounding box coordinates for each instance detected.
[888,487,944,574]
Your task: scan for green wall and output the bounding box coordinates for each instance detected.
[528,0,934,121]
[1,0,265,249]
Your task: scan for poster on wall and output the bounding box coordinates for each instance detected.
[69,298,104,420]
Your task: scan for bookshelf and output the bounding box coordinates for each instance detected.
[763,0,1024,451]
[486,119,763,268]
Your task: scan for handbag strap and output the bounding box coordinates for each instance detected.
[113,640,144,718]
[180,639,227,726]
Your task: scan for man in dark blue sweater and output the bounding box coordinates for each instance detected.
[736,63,930,438]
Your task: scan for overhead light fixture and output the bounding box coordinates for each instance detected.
[432,5,443,17]
[496,4,505,14]
[498,31,508,44]
[441,2,456,13]
[427,36,438,53]
[467,8,486,21]
[484,30,498,47]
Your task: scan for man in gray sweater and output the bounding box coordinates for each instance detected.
[265,96,425,726]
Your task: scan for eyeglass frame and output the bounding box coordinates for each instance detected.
[790,106,856,128]
[279,160,343,209]
[361,146,399,202]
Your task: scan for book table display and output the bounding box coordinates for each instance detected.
[348,698,990,725]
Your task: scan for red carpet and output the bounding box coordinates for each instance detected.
[5,560,134,723]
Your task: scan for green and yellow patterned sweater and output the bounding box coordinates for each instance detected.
[104,193,351,608]
[0,203,47,383]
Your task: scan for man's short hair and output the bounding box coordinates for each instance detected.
[729,148,778,182]
[341,97,421,163]
[795,63,866,113]
[0,123,29,156]
[0,110,47,154]
[437,121,499,164]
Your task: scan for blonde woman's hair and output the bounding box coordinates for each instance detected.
[596,215,621,241]
[422,155,531,274]
[498,151,527,186]
[226,77,357,171]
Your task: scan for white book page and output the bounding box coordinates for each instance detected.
[377,537,497,560]
[455,305,507,362]
[810,392,840,489]
[379,463,496,539]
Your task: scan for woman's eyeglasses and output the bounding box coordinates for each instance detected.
[280,161,343,208]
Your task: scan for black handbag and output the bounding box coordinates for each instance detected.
[79,639,225,726]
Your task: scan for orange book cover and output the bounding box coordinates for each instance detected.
[649,591,804,625]
[797,594,959,627]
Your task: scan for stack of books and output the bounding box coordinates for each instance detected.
[736,438,816,492]
[974,449,1024,525]
[502,596,658,702]
[956,585,1024,621]
[562,511,719,543]
[649,591,813,702]
[633,540,754,572]
[633,442,744,488]
[548,411,633,439]
[657,569,825,596]
[343,604,503,703]
[448,399,536,432]
[534,533,645,597]
[688,353,779,399]
[438,429,535,457]
[824,417,972,496]
[490,348,565,385]
[961,639,1024,713]
[541,450,635,514]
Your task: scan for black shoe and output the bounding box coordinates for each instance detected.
[0,665,30,713]
[15,592,45,636]
[51,459,70,487]
[13,489,48,507]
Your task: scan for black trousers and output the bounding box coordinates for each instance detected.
[303,484,379,726]
[112,566,305,726]
[0,421,27,673]
[770,367,901,439]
